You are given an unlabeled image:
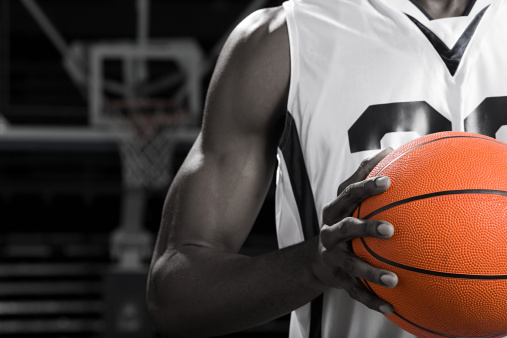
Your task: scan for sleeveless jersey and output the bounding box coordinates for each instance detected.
[276,0,507,337]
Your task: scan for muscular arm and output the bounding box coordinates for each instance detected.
[147,7,326,337]
[147,6,398,338]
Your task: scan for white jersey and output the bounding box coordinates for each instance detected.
[276,0,507,337]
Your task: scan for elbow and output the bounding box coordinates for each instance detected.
[146,263,171,337]
[146,277,167,337]
[146,256,195,338]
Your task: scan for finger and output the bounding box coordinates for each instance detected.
[343,276,394,315]
[338,218,394,241]
[337,147,393,195]
[323,175,390,226]
[322,250,398,288]
[321,218,393,248]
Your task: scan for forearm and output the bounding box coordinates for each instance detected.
[147,236,326,338]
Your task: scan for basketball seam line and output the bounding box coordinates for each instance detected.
[357,135,506,219]
[363,189,507,220]
[360,236,507,279]
[358,135,507,337]
[363,280,507,338]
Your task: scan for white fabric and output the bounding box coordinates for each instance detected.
[276,0,505,337]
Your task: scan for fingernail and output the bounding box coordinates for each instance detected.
[377,223,393,236]
[375,176,389,187]
[380,274,396,287]
[379,304,393,315]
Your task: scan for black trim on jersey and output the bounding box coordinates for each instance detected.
[406,6,489,76]
[409,0,478,20]
[279,111,322,338]
[279,112,321,240]
[463,0,478,16]
[310,294,323,338]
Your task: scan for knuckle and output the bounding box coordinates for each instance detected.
[365,221,377,236]
[322,202,336,225]
[343,256,356,274]
[367,176,379,188]
[360,156,375,172]
[338,218,351,235]
[321,223,331,231]
[322,204,330,218]
[366,269,375,283]
[323,200,334,215]
[365,268,380,284]
[343,184,353,198]
[357,180,370,195]
[320,224,331,239]
[357,160,372,178]
[359,158,370,171]
[343,181,371,203]
[337,181,349,195]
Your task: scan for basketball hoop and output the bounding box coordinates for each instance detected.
[104,98,190,190]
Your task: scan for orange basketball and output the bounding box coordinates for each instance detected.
[352,131,507,338]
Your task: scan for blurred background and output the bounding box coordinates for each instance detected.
[0,0,288,337]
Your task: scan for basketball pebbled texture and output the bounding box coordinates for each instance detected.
[352,131,507,338]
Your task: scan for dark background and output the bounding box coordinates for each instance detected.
[0,0,289,337]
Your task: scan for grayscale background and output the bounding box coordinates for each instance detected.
[0,0,287,337]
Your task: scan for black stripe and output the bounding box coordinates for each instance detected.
[406,6,488,76]
[357,134,506,218]
[309,293,323,338]
[363,281,507,338]
[279,112,321,239]
[361,236,507,279]
[462,0,478,16]
[363,189,507,220]
[279,111,322,338]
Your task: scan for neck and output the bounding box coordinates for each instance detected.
[414,0,473,19]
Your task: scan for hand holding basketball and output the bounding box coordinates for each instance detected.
[352,132,507,337]
[313,148,398,315]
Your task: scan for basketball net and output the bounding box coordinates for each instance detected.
[104,98,189,191]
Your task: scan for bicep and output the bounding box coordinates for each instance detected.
[160,132,277,254]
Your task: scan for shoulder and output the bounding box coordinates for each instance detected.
[206,6,290,133]
[218,6,289,89]
[229,6,288,51]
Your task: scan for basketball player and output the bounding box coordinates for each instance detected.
[147,0,502,337]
